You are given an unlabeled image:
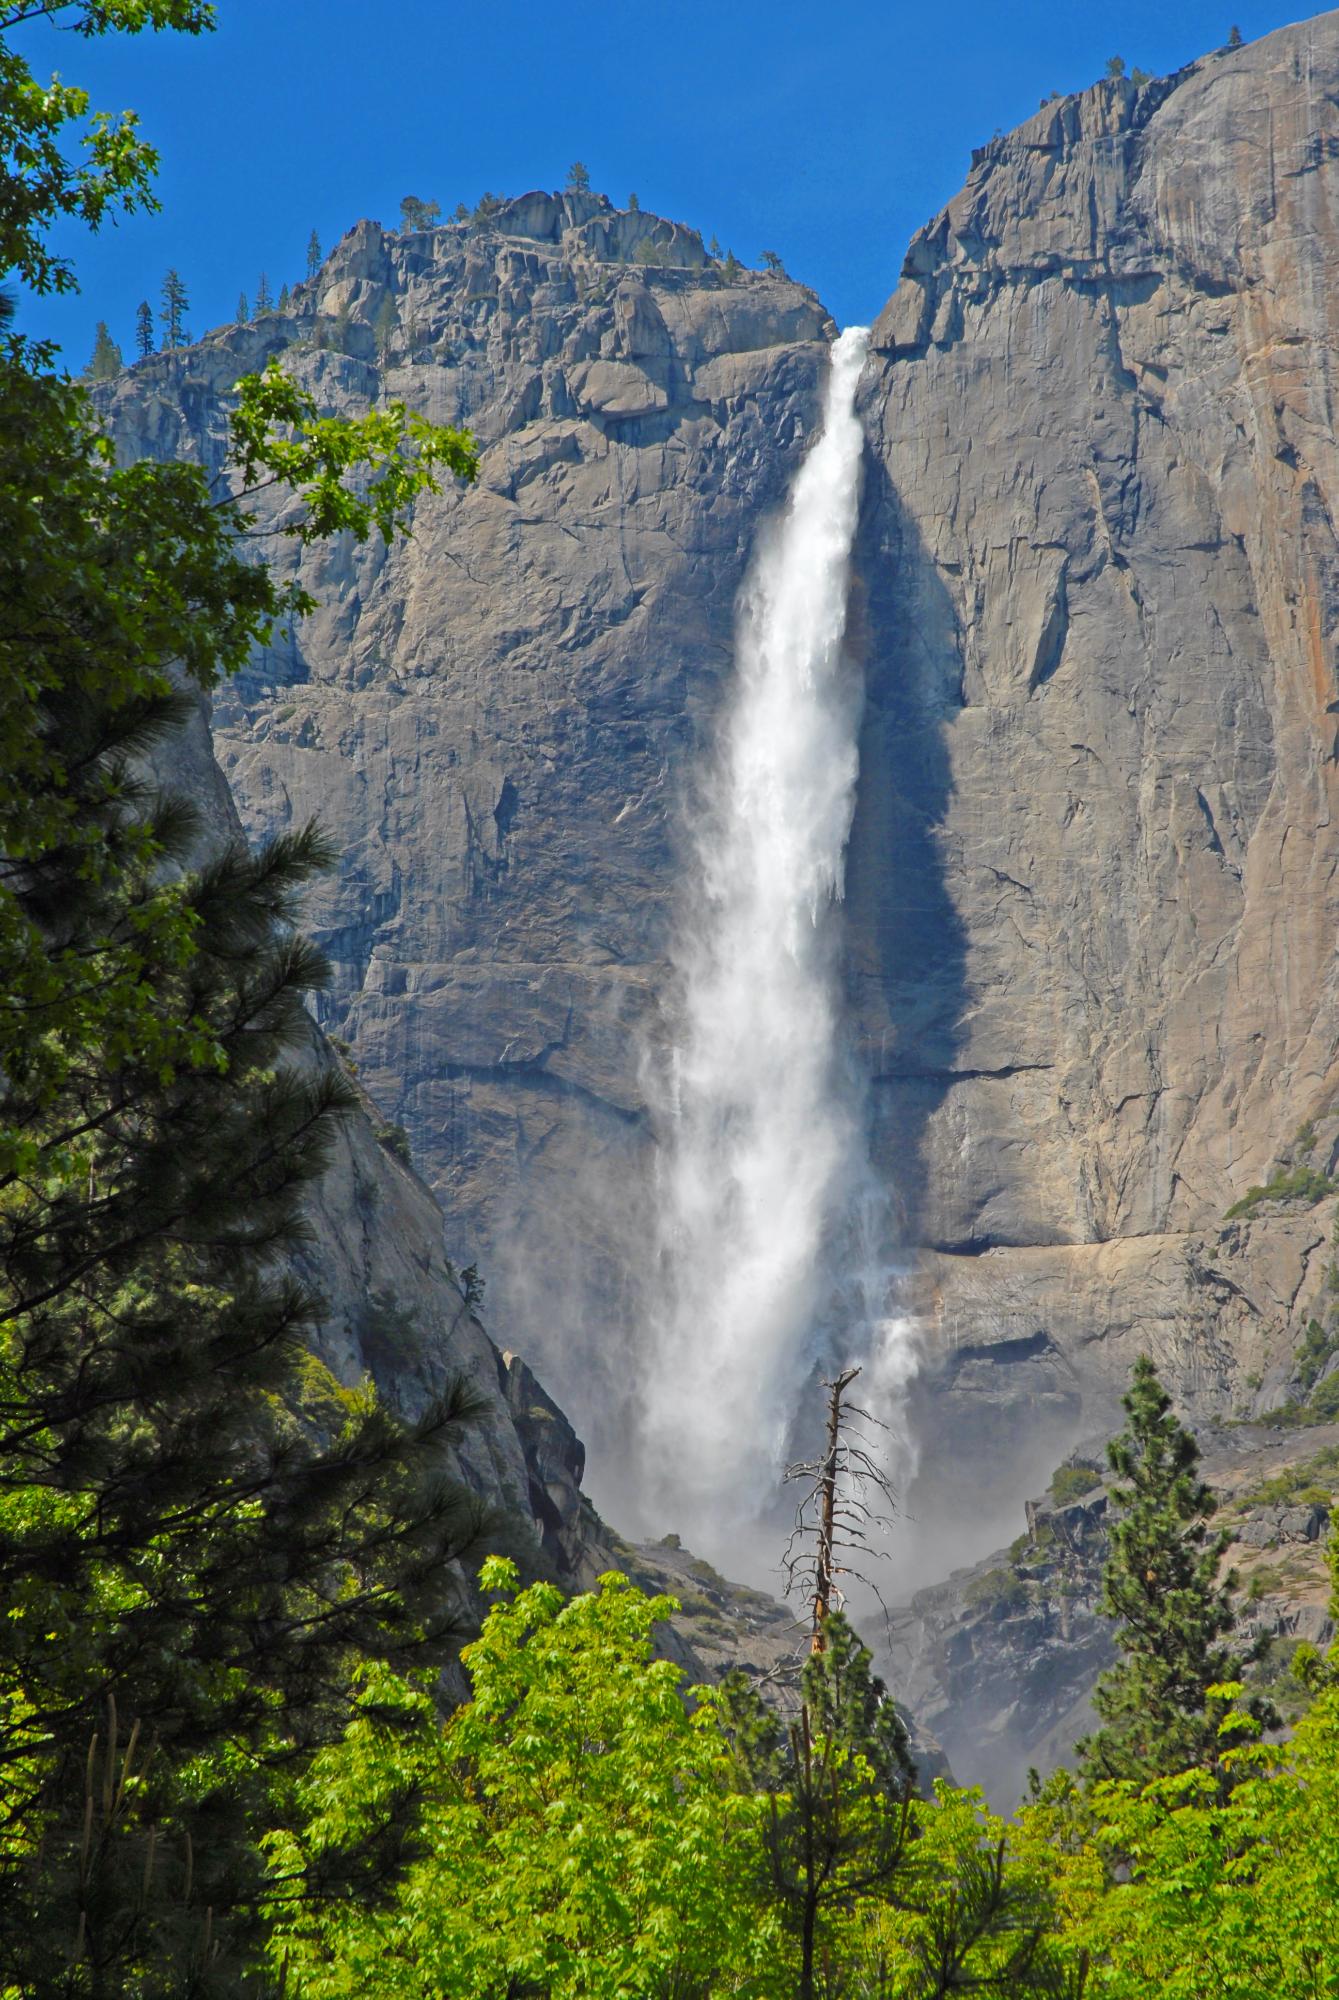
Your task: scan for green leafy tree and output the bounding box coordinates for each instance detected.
[158,263,187,346]
[264,1562,782,1997]
[85,316,121,378]
[452,199,469,221]
[305,225,321,278]
[398,193,440,233]
[761,247,786,274]
[254,268,272,313]
[0,343,488,1995]
[723,247,742,281]
[134,295,153,356]
[470,189,502,225]
[1077,1358,1276,1787]
[0,5,490,1985]
[1105,55,1127,79]
[1055,1538,1339,1998]
[565,158,590,192]
[0,0,213,307]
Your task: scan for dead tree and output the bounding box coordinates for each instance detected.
[782,1364,901,1653]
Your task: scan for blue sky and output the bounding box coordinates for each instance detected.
[15,0,1319,366]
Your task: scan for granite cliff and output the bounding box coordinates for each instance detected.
[95,14,1339,1736]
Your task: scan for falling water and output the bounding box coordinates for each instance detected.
[640,326,915,1552]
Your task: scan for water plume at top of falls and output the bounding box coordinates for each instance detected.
[639,325,915,1555]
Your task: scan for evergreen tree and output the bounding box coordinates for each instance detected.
[709,233,722,257]
[722,248,742,281]
[1228,23,1244,47]
[134,297,154,357]
[277,281,290,311]
[398,194,440,232]
[0,345,488,1998]
[158,266,188,347]
[236,287,248,322]
[1077,1357,1277,1788]
[627,190,639,211]
[761,248,786,274]
[306,226,322,279]
[566,159,590,192]
[374,293,399,362]
[85,318,122,379]
[452,200,470,221]
[1105,54,1127,79]
[255,269,272,313]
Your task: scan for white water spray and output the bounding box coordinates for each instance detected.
[640,326,916,1551]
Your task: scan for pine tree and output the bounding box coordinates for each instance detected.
[134,298,154,357]
[627,190,639,211]
[255,269,272,313]
[85,319,122,380]
[1077,1356,1277,1787]
[723,248,742,281]
[761,248,786,275]
[306,226,322,279]
[374,293,399,362]
[399,194,440,232]
[236,287,248,322]
[1228,24,1244,47]
[158,266,188,348]
[709,233,722,258]
[278,281,290,311]
[0,349,492,1997]
[566,159,591,192]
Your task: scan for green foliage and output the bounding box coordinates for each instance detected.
[1049,1462,1104,1508]
[1104,55,1126,79]
[1077,1358,1276,1787]
[968,1566,1030,1616]
[761,247,785,274]
[265,1563,781,1997]
[1227,23,1244,47]
[722,247,742,281]
[254,268,272,313]
[85,315,121,377]
[133,294,152,355]
[269,1572,1081,2000]
[398,193,440,233]
[1224,1162,1337,1218]
[373,291,398,361]
[305,225,321,279]
[565,158,590,192]
[1059,1687,1339,1996]
[0,0,213,304]
[627,189,639,210]
[229,356,477,544]
[375,1121,412,1165]
[277,280,289,311]
[158,262,187,346]
[0,6,492,1983]
[632,235,658,264]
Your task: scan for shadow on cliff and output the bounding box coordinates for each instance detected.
[846,448,968,1251]
[845,446,1082,1589]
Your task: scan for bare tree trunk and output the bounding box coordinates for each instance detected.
[811,1367,859,1652]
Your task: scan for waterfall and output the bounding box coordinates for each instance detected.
[640,326,915,1553]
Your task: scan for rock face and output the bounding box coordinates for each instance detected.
[97,20,1339,1601]
[854,13,1339,1539]
[96,192,834,1472]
